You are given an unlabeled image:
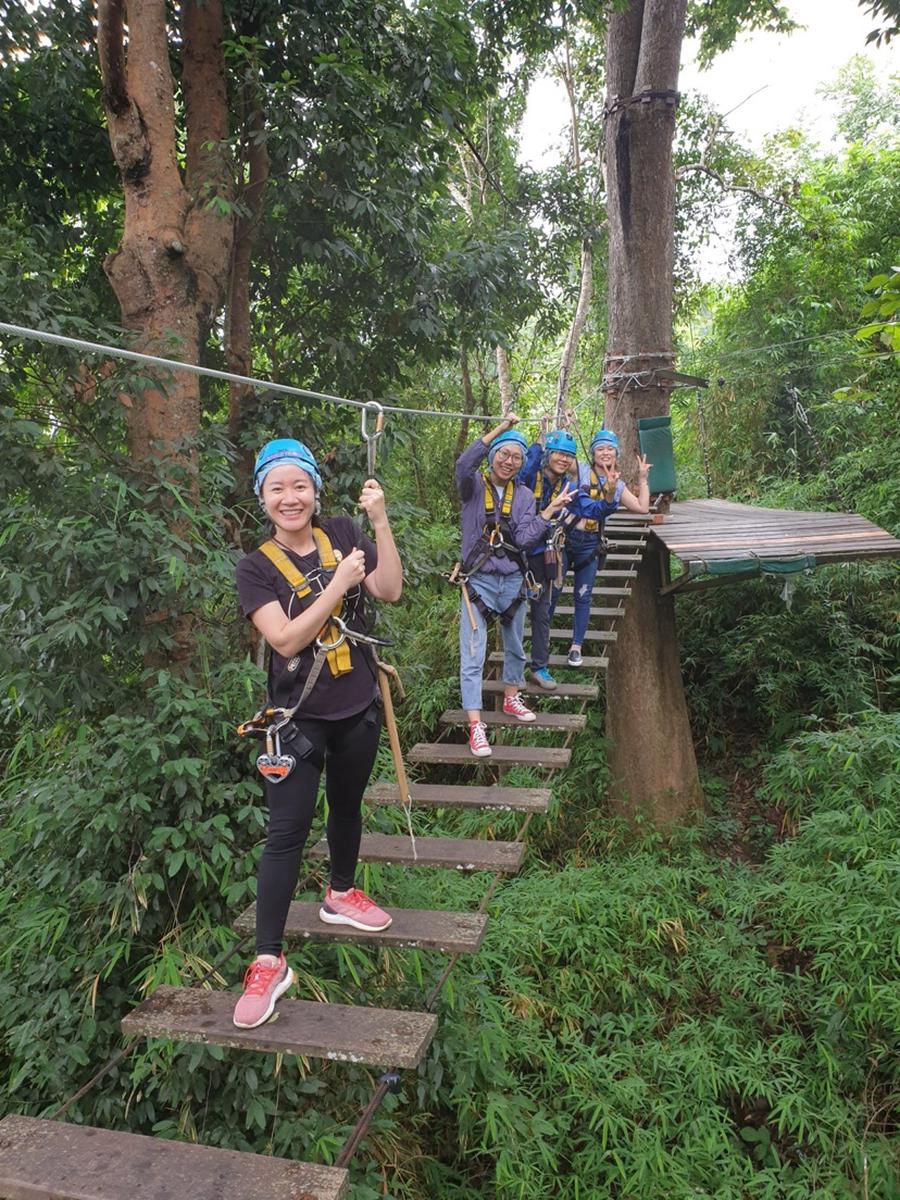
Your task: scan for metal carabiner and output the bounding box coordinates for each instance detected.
[316,615,349,651]
[360,400,385,477]
[488,527,505,549]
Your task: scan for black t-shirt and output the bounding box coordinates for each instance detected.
[235,516,379,720]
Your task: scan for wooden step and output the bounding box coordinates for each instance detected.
[367,780,552,813]
[546,628,617,642]
[234,901,487,955]
[122,985,436,1069]
[0,1115,348,1200]
[562,571,636,587]
[408,741,571,768]
[550,605,624,616]
[310,833,525,873]
[489,651,607,670]
[440,709,586,731]
[483,678,599,699]
[604,552,642,562]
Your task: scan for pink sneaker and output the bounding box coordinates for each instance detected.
[233,953,294,1029]
[468,720,492,757]
[503,692,536,722]
[319,886,392,932]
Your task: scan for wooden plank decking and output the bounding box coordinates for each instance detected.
[653,498,900,592]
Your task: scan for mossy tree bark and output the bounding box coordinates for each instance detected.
[603,0,703,823]
[96,0,233,474]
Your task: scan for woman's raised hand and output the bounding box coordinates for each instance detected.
[333,547,368,592]
[542,482,575,519]
[358,478,387,525]
[636,453,652,480]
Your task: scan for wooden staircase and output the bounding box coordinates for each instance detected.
[2,513,651,1199]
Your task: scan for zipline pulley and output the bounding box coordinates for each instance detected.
[361,400,385,476]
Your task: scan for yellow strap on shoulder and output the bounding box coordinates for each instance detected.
[259,537,353,677]
[583,468,599,532]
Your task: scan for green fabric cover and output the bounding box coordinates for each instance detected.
[686,554,816,578]
[637,415,677,494]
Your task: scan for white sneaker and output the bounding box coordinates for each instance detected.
[567,647,584,667]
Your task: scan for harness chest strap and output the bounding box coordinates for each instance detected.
[259,530,353,677]
[482,475,514,537]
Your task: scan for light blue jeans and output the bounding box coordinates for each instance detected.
[459,571,526,711]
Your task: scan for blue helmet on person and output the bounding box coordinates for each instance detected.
[488,429,529,466]
[590,429,619,452]
[253,438,322,495]
[545,430,578,456]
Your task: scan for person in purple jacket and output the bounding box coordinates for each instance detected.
[455,414,573,757]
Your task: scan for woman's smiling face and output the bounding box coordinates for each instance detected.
[261,464,317,534]
[593,443,618,472]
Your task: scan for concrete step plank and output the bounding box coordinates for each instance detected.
[366,780,551,813]
[0,1115,348,1200]
[407,741,570,768]
[234,902,487,955]
[439,709,586,731]
[489,651,608,670]
[121,985,437,1070]
[482,678,599,699]
[310,833,525,873]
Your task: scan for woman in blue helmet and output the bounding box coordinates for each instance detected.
[560,429,650,667]
[232,438,403,1029]
[516,428,578,689]
[455,415,572,756]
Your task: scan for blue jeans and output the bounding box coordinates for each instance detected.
[550,529,600,646]
[459,571,526,711]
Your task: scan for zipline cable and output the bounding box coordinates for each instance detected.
[0,322,496,425]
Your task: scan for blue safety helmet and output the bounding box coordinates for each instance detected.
[590,429,619,452]
[253,438,322,495]
[544,430,578,457]
[488,429,529,466]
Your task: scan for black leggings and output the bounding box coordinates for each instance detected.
[255,701,382,956]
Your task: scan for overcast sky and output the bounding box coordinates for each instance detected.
[520,0,898,167]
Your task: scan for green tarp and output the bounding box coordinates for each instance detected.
[686,554,817,578]
[638,415,677,494]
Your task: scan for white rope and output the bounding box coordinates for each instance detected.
[0,321,496,425]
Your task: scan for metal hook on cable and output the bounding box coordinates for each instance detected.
[360,400,385,476]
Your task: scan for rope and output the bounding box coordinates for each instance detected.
[0,322,496,425]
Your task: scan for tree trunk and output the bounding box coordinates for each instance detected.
[496,345,514,415]
[97,0,232,474]
[603,0,703,823]
[456,343,476,460]
[96,0,233,661]
[226,54,270,502]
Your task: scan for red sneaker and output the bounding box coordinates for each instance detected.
[468,720,492,757]
[319,887,392,931]
[232,953,294,1029]
[503,692,537,722]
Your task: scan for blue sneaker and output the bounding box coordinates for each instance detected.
[529,667,558,691]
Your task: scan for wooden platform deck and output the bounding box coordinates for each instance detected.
[653,499,900,594]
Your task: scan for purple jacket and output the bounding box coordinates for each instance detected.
[455,438,551,575]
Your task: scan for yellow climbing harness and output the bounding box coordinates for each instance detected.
[582,467,618,532]
[258,528,353,677]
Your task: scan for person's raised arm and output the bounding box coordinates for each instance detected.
[455,412,520,497]
[359,479,402,602]
[619,454,651,514]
